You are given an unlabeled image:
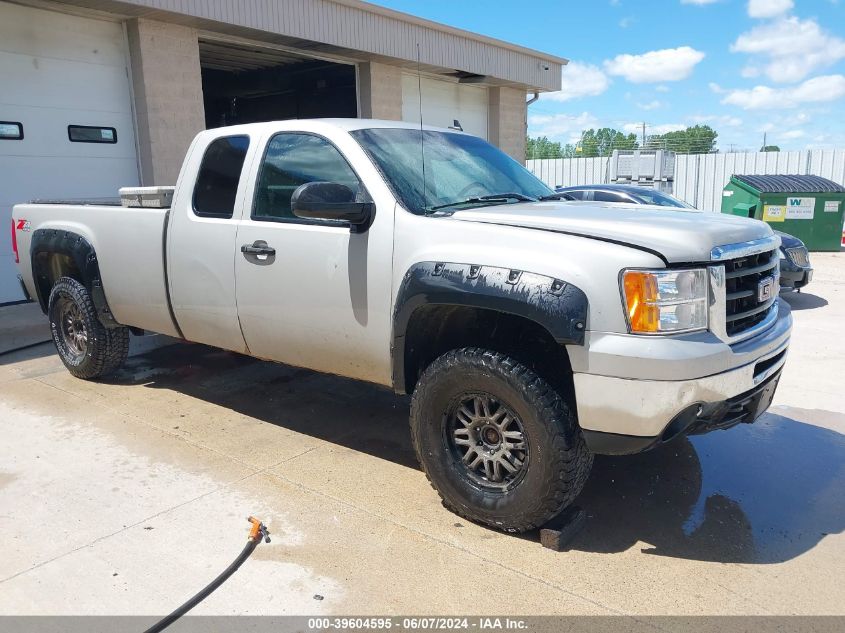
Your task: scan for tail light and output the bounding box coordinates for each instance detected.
[11,218,19,264]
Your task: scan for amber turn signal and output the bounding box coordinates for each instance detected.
[623,271,660,333]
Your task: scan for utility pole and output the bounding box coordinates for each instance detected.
[641,122,647,147]
[762,132,767,150]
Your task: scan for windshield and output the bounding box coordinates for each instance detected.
[350,128,554,215]
[633,190,692,208]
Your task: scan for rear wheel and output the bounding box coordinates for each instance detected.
[410,347,593,533]
[48,277,129,379]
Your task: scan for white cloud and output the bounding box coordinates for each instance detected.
[689,114,744,127]
[655,85,671,93]
[747,0,793,18]
[721,74,845,109]
[731,17,845,83]
[604,47,705,83]
[623,122,685,135]
[754,111,811,132]
[708,82,725,93]
[782,129,805,139]
[528,112,600,143]
[619,16,635,28]
[637,100,663,110]
[543,62,610,102]
[740,65,761,78]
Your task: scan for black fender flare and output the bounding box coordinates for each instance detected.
[392,261,588,394]
[30,228,120,327]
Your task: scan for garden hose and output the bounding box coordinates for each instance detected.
[143,516,271,633]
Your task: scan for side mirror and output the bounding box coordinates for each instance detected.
[291,182,374,231]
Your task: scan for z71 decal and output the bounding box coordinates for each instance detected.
[16,219,31,232]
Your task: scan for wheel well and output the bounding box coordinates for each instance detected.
[401,305,575,402]
[33,251,82,312]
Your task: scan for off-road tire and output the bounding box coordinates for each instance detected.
[410,347,593,533]
[48,277,129,379]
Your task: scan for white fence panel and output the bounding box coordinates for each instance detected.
[526,150,845,213]
[674,150,845,211]
[526,157,608,188]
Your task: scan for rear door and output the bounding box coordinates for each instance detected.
[167,134,254,352]
[233,130,394,384]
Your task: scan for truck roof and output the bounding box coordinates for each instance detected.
[200,118,468,137]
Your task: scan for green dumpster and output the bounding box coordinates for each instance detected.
[721,174,845,251]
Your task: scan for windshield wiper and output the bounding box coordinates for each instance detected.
[426,192,538,212]
[538,192,572,201]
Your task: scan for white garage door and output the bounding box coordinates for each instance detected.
[0,2,139,303]
[401,74,488,140]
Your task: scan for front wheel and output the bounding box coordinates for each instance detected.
[48,277,129,379]
[410,348,593,533]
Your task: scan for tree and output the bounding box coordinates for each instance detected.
[761,145,780,152]
[560,143,578,158]
[526,136,561,159]
[525,136,581,159]
[579,128,638,157]
[647,125,718,154]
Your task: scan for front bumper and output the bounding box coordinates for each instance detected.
[572,298,792,454]
[779,264,813,289]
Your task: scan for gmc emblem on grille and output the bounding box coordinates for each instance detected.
[758,276,775,302]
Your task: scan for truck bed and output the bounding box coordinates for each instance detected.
[13,202,180,337]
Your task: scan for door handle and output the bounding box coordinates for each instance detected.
[241,241,276,257]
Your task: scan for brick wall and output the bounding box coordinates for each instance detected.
[126,19,206,185]
[488,87,527,161]
[358,62,403,121]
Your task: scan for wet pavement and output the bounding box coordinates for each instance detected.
[0,253,843,615]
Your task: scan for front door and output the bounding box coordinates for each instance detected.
[234,131,393,384]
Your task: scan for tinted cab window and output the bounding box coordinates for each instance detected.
[193,135,250,218]
[253,133,361,222]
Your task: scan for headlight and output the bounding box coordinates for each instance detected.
[621,269,708,334]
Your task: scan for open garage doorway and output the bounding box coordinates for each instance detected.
[199,40,358,128]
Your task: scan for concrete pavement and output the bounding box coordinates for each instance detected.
[0,254,843,616]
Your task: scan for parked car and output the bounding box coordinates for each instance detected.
[12,120,791,533]
[556,184,813,290]
[555,183,693,208]
[776,231,814,290]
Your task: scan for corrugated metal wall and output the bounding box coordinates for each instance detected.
[76,0,562,90]
[527,149,845,212]
[525,157,610,188]
[673,150,845,212]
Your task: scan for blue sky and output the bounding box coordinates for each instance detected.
[373,0,845,151]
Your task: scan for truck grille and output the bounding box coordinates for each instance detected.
[724,249,779,337]
[786,246,810,267]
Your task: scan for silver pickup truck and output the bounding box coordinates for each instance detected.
[12,119,791,532]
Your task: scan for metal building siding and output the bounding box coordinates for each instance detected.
[79,0,560,90]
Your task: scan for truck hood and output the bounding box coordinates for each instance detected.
[449,201,774,263]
